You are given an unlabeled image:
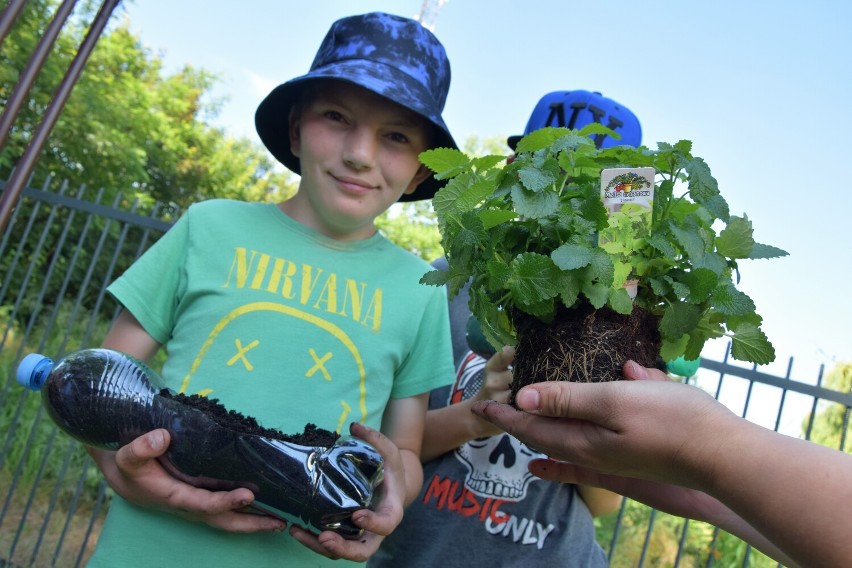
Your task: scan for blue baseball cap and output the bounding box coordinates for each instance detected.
[255,12,457,202]
[508,90,641,150]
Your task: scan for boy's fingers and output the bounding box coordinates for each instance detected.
[115,429,169,470]
[200,508,287,533]
[317,528,379,562]
[486,345,515,372]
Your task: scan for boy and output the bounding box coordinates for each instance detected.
[370,90,640,567]
[85,12,456,567]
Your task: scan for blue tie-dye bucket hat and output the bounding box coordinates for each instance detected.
[255,12,457,202]
[507,90,642,151]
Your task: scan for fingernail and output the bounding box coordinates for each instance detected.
[627,360,647,379]
[148,430,164,450]
[516,387,540,411]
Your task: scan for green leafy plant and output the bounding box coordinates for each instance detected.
[420,125,787,369]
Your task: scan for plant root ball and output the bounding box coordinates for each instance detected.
[509,302,661,406]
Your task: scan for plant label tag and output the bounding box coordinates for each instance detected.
[601,167,655,217]
[599,167,655,244]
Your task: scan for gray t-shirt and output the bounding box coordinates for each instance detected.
[369,258,607,568]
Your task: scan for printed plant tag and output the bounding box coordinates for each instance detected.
[601,167,655,217]
[599,167,656,297]
[599,167,655,241]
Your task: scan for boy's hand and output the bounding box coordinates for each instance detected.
[90,429,286,533]
[473,346,515,405]
[289,422,405,561]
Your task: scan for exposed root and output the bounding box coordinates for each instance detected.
[509,303,661,406]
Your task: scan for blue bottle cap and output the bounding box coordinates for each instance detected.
[17,353,54,391]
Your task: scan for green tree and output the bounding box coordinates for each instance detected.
[804,361,852,451]
[1,0,297,210]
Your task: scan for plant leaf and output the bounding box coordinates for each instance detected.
[660,333,690,361]
[558,271,581,308]
[582,282,609,308]
[700,194,730,223]
[660,301,702,339]
[551,243,593,270]
[508,253,562,304]
[608,287,634,315]
[647,233,677,258]
[686,156,719,202]
[479,209,518,230]
[518,158,560,192]
[515,127,572,153]
[471,154,508,171]
[432,172,473,215]
[669,222,706,261]
[419,269,449,287]
[680,268,719,303]
[419,148,470,179]
[711,280,756,316]
[730,323,775,364]
[691,251,728,275]
[749,242,789,259]
[716,216,755,259]
[457,178,499,212]
[511,185,560,219]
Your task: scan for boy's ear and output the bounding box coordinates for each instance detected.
[404,165,432,195]
[288,108,302,157]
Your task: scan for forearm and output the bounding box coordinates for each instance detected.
[421,400,495,462]
[705,501,799,568]
[699,419,852,567]
[399,448,424,507]
[577,485,622,517]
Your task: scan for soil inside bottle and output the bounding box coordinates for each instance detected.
[160,390,340,446]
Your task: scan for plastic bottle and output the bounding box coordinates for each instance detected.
[17,348,383,538]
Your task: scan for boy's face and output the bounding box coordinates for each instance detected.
[286,81,432,241]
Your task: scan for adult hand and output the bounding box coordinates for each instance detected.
[89,429,286,533]
[289,422,406,562]
[473,361,809,567]
[470,360,737,490]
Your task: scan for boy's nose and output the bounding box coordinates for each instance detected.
[343,129,376,170]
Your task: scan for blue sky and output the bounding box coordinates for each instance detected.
[119,0,852,383]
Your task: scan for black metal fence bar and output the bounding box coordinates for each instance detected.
[0,0,121,235]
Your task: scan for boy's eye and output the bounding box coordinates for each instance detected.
[387,132,410,144]
[323,110,345,122]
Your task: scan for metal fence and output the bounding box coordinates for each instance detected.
[1,180,850,567]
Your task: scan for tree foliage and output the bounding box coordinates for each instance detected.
[0,0,297,210]
[804,361,852,452]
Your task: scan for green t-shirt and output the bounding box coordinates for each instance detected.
[89,199,454,567]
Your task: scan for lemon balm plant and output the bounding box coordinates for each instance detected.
[420,126,788,390]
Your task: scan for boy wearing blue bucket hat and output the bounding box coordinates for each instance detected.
[85,12,456,567]
[370,91,640,568]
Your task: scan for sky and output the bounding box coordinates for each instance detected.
[116,0,852,388]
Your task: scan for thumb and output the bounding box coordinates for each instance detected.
[516,381,616,425]
[116,429,170,470]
